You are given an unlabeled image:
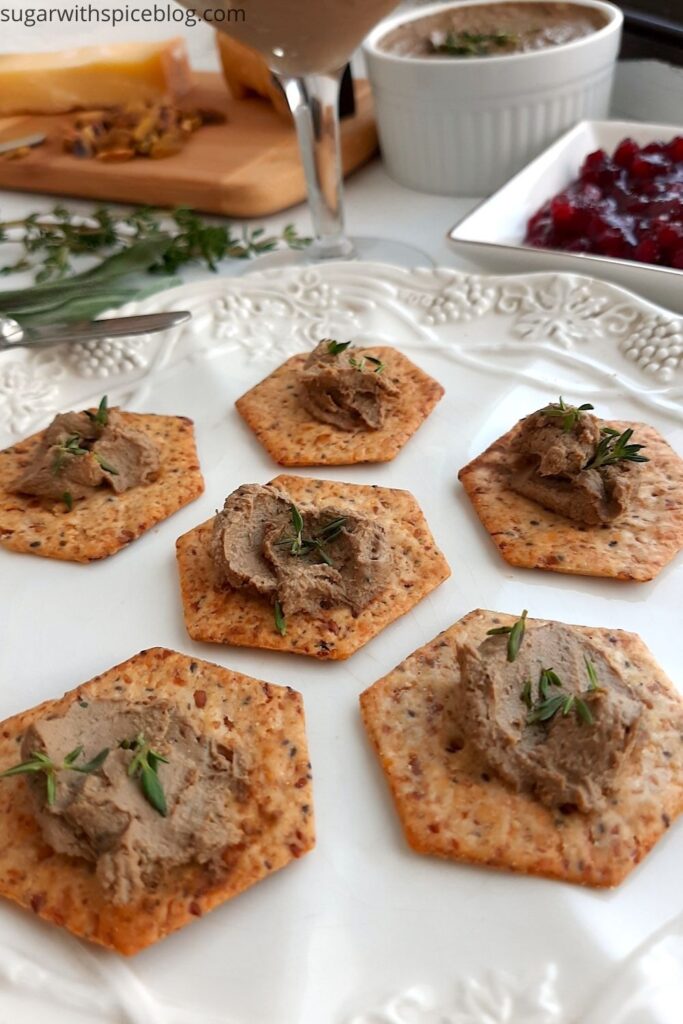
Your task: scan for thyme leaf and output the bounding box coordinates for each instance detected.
[525,666,596,727]
[326,339,352,356]
[586,427,649,470]
[540,396,594,432]
[430,29,515,57]
[0,744,110,805]
[62,491,73,511]
[85,394,109,427]
[486,609,528,662]
[93,452,119,475]
[121,733,168,816]
[274,599,286,637]
[585,656,601,691]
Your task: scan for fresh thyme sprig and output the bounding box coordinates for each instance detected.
[525,667,595,727]
[586,427,649,470]
[540,396,594,432]
[487,609,528,662]
[0,744,109,806]
[120,733,169,817]
[275,504,347,567]
[349,354,385,374]
[51,423,119,477]
[430,30,515,56]
[0,205,311,284]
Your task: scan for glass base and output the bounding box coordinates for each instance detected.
[239,236,434,273]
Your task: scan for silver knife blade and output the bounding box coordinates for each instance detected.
[0,133,47,156]
[9,310,192,349]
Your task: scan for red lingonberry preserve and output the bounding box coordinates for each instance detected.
[524,136,683,270]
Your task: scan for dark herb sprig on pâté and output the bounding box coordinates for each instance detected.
[120,733,169,817]
[430,30,515,57]
[487,609,528,662]
[0,744,110,806]
[525,666,595,727]
[540,396,595,432]
[586,427,649,470]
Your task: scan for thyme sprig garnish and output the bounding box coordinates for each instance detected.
[540,396,594,432]
[586,427,649,470]
[51,407,119,478]
[275,504,347,567]
[349,354,385,374]
[487,609,528,662]
[120,733,169,816]
[324,339,384,374]
[525,667,595,727]
[0,744,109,806]
[0,205,311,284]
[430,30,515,57]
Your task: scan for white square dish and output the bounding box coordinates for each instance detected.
[448,119,683,313]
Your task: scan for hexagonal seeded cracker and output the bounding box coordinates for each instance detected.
[0,648,315,955]
[0,411,204,563]
[176,475,450,660]
[235,347,444,466]
[360,609,683,888]
[458,420,683,582]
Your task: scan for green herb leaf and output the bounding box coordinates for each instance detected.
[585,656,601,691]
[540,396,595,432]
[586,427,649,470]
[527,694,566,724]
[575,698,594,725]
[63,746,84,767]
[62,491,73,511]
[365,355,385,374]
[274,600,287,637]
[486,609,528,662]
[71,747,110,774]
[121,733,168,816]
[91,395,109,426]
[326,339,352,356]
[93,452,119,475]
[430,29,515,57]
[520,678,533,709]
[141,764,168,817]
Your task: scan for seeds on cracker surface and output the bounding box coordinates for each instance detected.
[15,398,159,504]
[0,649,314,952]
[0,409,204,562]
[235,344,444,467]
[361,609,683,886]
[63,101,226,162]
[176,476,450,660]
[211,484,392,629]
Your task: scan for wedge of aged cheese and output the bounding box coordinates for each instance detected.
[0,39,192,116]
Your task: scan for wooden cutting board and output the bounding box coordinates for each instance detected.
[0,72,378,218]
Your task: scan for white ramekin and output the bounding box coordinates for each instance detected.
[363,0,623,196]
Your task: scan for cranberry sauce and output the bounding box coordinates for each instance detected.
[524,136,683,269]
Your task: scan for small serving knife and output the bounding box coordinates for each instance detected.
[0,133,47,156]
[0,310,192,350]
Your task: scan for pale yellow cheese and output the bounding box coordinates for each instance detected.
[0,39,192,116]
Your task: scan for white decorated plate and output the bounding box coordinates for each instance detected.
[0,263,682,1024]
[448,120,683,315]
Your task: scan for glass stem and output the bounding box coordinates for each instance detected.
[277,70,354,260]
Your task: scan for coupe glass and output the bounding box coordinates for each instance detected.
[175,0,431,268]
